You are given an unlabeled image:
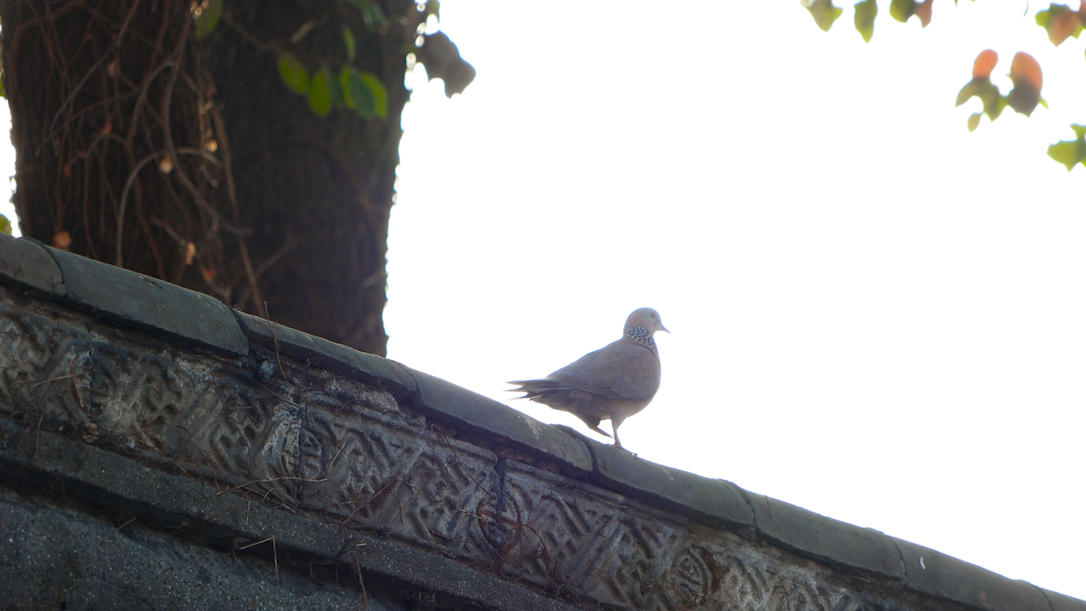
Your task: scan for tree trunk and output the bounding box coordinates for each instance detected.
[0,0,225,293]
[0,0,415,356]
[203,0,414,355]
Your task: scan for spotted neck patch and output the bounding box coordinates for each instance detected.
[625,326,657,355]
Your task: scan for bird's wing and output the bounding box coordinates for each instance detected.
[547,338,660,400]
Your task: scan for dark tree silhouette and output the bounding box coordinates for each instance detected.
[0,0,472,355]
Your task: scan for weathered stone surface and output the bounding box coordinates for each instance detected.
[0,485,394,611]
[0,233,64,296]
[48,246,248,356]
[234,310,417,399]
[1047,588,1086,611]
[0,419,581,611]
[403,367,594,475]
[0,246,1084,611]
[565,426,754,530]
[352,533,581,611]
[893,536,1051,611]
[742,490,905,581]
[0,282,874,610]
[0,417,351,562]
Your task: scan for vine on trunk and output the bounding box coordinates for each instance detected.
[2,0,262,311]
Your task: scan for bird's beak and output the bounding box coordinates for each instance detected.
[660,324,670,334]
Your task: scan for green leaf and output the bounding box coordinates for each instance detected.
[1036,6,1054,29]
[1047,125,1086,170]
[339,72,352,109]
[278,54,309,94]
[967,113,982,132]
[343,27,356,64]
[194,0,223,39]
[343,70,388,119]
[307,69,333,117]
[955,80,980,107]
[984,94,1007,121]
[889,0,915,23]
[358,72,388,119]
[806,0,843,32]
[854,0,877,42]
[956,78,1006,120]
[342,69,387,119]
[1036,3,1084,46]
[328,69,347,108]
[0,213,10,235]
[342,69,374,116]
[1047,140,1081,171]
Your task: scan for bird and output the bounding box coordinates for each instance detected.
[508,308,668,453]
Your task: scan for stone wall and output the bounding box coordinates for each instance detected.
[0,232,1081,611]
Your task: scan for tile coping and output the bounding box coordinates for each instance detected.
[0,233,1078,611]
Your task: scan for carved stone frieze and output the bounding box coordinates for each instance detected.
[0,283,992,611]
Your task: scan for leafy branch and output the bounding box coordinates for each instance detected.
[195,0,393,120]
[804,0,1086,171]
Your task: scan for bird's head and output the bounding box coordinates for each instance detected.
[625,308,669,335]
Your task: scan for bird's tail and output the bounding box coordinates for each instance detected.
[506,379,565,400]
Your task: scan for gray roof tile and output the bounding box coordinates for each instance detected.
[49,247,248,356]
[893,535,1052,611]
[742,490,905,580]
[402,367,594,475]
[0,234,65,297]
[234,310,417,399]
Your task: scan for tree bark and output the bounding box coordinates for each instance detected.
[0,0,224,292]
[204,0,414,355]
[1,0,415,356]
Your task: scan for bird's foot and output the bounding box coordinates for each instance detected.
[613,442,638,457]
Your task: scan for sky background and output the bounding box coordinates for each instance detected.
[3,0,1086,601]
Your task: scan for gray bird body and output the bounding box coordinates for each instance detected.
[508,308,667,452]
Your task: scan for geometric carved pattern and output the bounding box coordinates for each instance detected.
[0,285,930,611]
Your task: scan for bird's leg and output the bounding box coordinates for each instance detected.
[611,419,637,455]
[577,415,613,438]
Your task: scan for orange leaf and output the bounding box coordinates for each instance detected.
[1052,9,1078,44]
[915,0,933,27]
[1008,52,1043,116]
[972,49,998,79]
[1010,52,1042,91]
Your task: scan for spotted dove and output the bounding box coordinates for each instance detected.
[508,308,668,453]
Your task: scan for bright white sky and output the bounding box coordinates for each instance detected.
[2,0,1084,600]
[388,0,1086,601]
